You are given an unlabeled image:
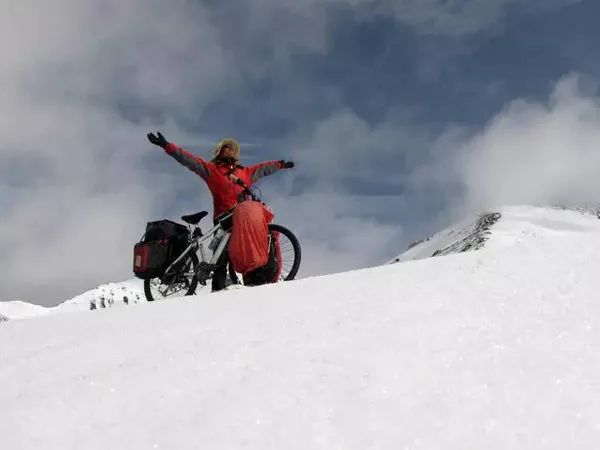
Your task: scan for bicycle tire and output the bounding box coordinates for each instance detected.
[144,252,199,301]
[269,224,301,281]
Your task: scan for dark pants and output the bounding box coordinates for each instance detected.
[211,214,232,292]
[211,248,228,292]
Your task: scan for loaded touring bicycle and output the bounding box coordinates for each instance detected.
[133,181,301,302]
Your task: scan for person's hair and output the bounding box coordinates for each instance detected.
[211,138,240,162]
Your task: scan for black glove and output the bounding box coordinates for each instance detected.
[147,131,168,148]
[280,160,294,169]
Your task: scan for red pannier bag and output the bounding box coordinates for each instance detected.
[228,201,274,274]
[133,240,170,279]
[132,219,190,279]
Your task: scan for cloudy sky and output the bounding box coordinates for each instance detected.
[2,0,600,305]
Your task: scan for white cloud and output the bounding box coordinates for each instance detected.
[296,108,431,187]
[383,0,512,35]
[461,75,600,211]
[412,74,600,218]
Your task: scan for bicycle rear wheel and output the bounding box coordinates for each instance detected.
[144,253,199,301]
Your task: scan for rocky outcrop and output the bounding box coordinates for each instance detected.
[431,212,501,257]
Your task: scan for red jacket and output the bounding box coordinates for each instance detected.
[164,143,284,218]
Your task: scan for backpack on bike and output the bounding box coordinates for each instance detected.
[133,220,190,279]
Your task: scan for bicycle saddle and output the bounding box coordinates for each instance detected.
[181,211,209,225]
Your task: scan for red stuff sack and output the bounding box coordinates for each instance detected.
[228,201,274,274]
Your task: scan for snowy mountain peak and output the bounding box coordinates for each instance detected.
[393,205,600,264]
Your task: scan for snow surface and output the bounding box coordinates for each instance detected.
[0,273,213,321]
[0,300,50,320]
[1,206,600,449]
[0,280,146,320]
[57,279,147,312]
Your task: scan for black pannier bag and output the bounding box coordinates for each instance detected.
[133,220,190,279]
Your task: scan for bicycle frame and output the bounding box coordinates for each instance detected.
[163,183,269,281]
[163,211,233,278]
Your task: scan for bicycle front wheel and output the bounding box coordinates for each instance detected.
[269,224,301,281]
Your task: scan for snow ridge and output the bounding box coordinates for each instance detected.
[552,205,600,218]
[393,205,600,265]
[392,211,502,263]
[0,281,147,321]
[432,212,501,257]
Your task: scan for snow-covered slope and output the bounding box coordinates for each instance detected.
[1,205,599,449]
[57,279,150,312]
[0,278,213,320]
[0,300,50,321]
[0,280,147,320]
